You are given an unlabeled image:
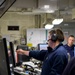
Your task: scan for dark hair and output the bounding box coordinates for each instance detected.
[49,29,64,42]
[69,35,75,38]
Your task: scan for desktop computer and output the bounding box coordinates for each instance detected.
[37,43,48,50]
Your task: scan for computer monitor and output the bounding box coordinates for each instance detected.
[16,45,31,63]
[38,43,48,50]
[9,42,16,67]
[0,38,11,75]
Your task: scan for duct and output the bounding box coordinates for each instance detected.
[72,8,75,20]
[12,0,37,8]
[41,13,53,28]
[35,15,41,28]
[56,0,75,11]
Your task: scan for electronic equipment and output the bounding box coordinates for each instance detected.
[16,45,31,63]
[0,38,11,75]
[50,29,64,42]
[37,43,48,50]
[9,42,16,67]
[51,33,58,42]
[23,64,34,72]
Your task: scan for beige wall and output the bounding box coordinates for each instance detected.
[0,12,53,44]
[0,12,35,43]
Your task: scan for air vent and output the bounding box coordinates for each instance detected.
[8,26,19,31]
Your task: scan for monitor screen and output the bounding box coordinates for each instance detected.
[0,0,16,18]
[9,42,16,67]
[38,43,48,50]
[0,38,11,75]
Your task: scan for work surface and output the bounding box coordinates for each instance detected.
[14,61,41,75]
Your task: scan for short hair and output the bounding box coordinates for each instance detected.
[68,35,75,38]
[49,29,64,42]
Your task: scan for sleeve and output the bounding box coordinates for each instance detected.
[49,55,67,75]
[62,57,75,75]
[29,50,47,61]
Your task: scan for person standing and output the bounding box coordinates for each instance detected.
[17,29,68,75]
[64,35,75,59]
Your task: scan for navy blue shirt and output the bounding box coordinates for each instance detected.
[29,43,68,75]
[64,44,75,58]
[62,57,75,75]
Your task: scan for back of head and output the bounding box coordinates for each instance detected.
[49,28,64,42]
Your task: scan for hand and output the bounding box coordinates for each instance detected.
[16,49,24,55]
[16,49,29,56]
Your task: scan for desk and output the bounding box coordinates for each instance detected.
[14,61,41,75]
[14,67,28,75]
[14,70,29,75]
[14,67,41,75]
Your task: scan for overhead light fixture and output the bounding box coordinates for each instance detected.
[45,24,54,29]
[43,5,54,13]
[44,5,50,9]
[52,3,63,25]
[52,18,63,25]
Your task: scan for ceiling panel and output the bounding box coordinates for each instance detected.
[38,0,57,11]
[0,0,75,23]
[12,0,36,8]
[58,0,75,10]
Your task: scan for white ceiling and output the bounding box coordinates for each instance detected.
[8,0,75,19]
[0,0,75,25]
[11,0,75,11]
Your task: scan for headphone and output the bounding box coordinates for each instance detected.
[51,33,58,42]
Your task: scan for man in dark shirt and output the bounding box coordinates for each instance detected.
[64,35,75,59]
[17,29,68,75]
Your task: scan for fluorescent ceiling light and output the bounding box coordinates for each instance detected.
[44,5,50,9]
[45,24,54,29]
[52,18,63,25]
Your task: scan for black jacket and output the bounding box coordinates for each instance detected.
[62,57,75,75]
[64,44,75,58]
[29,43,68,75]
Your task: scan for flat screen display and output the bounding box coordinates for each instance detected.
[9,42,16,67]
[0,38,11,75]
[38,43,48,50]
